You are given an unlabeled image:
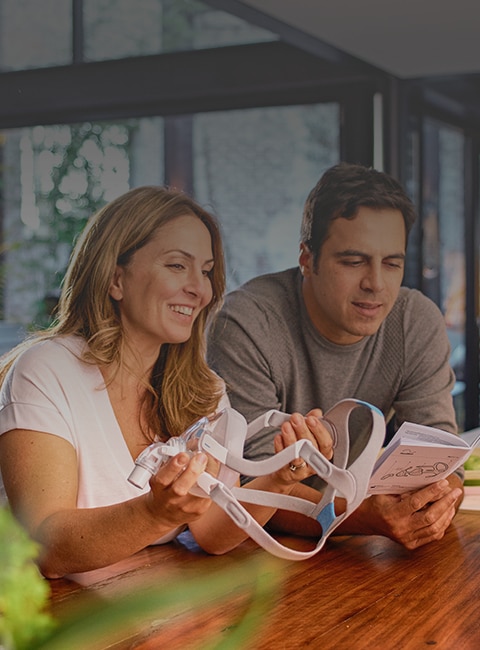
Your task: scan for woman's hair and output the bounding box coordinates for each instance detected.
[0,186,226,439]
[301,162,417,268]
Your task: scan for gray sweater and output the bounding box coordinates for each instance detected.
[207,267,457,470]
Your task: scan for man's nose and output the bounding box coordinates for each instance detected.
[360,263,384,293]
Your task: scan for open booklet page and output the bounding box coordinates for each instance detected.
[368,422,480,495]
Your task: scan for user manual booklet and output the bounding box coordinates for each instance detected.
[368,422,480,495]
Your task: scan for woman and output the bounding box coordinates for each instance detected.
[0,186,332,577]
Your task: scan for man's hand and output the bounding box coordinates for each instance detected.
[271,410,334,485]
[344,477,464,549]
[275,409,334,459]
[268,456,465,551]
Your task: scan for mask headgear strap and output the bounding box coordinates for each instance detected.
[190,399,384,560]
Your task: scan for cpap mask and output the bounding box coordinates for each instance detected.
[128,398,385,561]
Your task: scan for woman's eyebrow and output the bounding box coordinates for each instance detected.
[163,249,215,264]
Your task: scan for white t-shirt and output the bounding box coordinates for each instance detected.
[0,334,225,543]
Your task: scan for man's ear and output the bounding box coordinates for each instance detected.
[299,243,314,277]
[109,266,124,301]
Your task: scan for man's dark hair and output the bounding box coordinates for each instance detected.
[301,162,417,267]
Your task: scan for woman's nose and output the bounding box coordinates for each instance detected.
[185,268,205,297]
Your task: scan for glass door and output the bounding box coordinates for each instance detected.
[420,117,478,431]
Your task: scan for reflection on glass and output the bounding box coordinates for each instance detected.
[192,103,340,290]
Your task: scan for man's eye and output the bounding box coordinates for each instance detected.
[385,261,403,269]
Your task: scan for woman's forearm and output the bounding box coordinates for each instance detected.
[190,475,297,555]
[35,494,181,577]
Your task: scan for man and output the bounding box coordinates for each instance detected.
[207,162,463,550]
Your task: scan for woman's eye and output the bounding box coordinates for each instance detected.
[167,263,185,270]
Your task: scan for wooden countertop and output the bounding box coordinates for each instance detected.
[48,512,480,649]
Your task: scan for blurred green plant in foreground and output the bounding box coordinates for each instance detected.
[0,508,55,649]
[1,506,283,649]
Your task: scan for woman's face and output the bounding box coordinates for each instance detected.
[109,214,214,354]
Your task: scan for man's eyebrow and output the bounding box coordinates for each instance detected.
[334,249,367,258]
[334,249,405,260]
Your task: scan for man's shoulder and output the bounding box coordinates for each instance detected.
[387,287,445,339]
[226,267,300,309]
[394,286,443,317]
[210,268,300,342]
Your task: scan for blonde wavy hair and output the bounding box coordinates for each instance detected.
[0,186,226,440]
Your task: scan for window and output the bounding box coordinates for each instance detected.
[0,102,340,332]
[1,118,163,328]
[421,118,467,429]
[192,103,340,289]
[0,0,277,71]
[0,0,71,71]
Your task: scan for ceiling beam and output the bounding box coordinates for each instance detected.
[0,41,378,128]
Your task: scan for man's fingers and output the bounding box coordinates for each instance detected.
[399,479,455,513]
[305,408,323,419]
[377,483,463,549]
[305,415,334,458]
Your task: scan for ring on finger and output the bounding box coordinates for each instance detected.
[289,460,307,472]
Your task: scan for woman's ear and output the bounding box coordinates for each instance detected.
[299,244,314,277]
[108,266,124,301]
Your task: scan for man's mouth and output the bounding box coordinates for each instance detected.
[352,301,383,317]
[353,301,382,310]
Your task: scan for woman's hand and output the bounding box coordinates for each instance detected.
[272,409,334,485]
[146,451,212,526]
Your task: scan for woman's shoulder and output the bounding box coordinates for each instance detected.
[12,335,87,375]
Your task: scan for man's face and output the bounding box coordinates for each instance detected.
[300,206,406,345]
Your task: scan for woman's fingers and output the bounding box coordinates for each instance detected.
[153,452,208,494]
